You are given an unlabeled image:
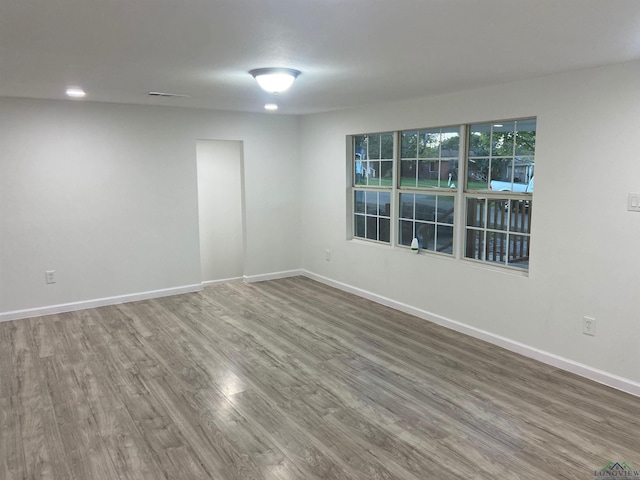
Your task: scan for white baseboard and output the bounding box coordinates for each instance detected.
[243,269,302,283]
[4,269,638,398]
[0,269,300,323]
[301,270,640,398]
[202,276,243,286]
[0,284,203,323]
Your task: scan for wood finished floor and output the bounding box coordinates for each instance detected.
[1,277,639,480]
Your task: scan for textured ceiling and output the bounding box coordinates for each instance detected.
[2,0,640,114]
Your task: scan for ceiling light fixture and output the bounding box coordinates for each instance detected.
[65,87,86,98]
[249,68,300,93]
[264,103,278,111]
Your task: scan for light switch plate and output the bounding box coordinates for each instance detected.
[628,193,640,212]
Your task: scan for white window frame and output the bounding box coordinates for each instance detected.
[396,125,462,256]
[348,117,535,273]
[463,118,535,271]
[350,132,395,244]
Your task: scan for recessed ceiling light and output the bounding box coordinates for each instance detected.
[264,103,278,111]
[493,124,504,128]
[65,87,86,98]
[249,68,300,93]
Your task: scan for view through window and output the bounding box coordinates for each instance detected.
[350,118,536,270]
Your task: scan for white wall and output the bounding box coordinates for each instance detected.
[299,60,640,386]
[2,61,639,391]
[196,140,244,283]
[0,98,300,315]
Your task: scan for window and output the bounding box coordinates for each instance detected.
[352,133,393,243]
[464,119,535,269]
[349,118,536,271]
[398,126,458,255]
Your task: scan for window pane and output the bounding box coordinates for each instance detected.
[415,194,436,222]
[468,125,491,156]
[401,131,418,158]
[354,136,368,158]
[354,190,365,214]
[487,200,509,231]
[436,225,454,254]
[354,162,367,185]
[437,196,455,224]
[508,234,530,268]
[379,218,390,243]
[366,160,381,186]
[491,122,515,157]
[368,134,381,159]
[399,220,414,246]
[488,158,534,192]
[357,160,378,186]
[365,191,378,214]
[380,133,394,159]
[379,192,391,216]
[515,119,536,156]
[380,160,394,187]
[466,197,486,228]
[509,200,532,233]
[441,128,460,158]
[400,159,417,187]
[354,214,365,238]
[418,160,438,188]
[467,158,489,190]
[399,193,414,219]
[366,216,378,240]
[418,130,441,158]
[489,158,514,190]
[486,231,508,264]
[416,222,435,250]
[354,136,367,186]
[444,160,459,188]
[465,228,484,260]
[514,157,534,187]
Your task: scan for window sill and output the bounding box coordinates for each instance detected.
[461,257,530,277]
[349,238,392,248]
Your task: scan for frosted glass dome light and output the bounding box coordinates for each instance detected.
[250,68,300,93]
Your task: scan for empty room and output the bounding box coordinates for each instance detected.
[1,1,640,479]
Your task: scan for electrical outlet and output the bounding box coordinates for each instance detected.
[45,270,56,284]
[325,249,331,261]
[582,316,596,336]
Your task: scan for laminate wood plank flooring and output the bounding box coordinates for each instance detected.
[1,276,639,479]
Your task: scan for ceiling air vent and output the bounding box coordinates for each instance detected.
[147,91,190,98]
